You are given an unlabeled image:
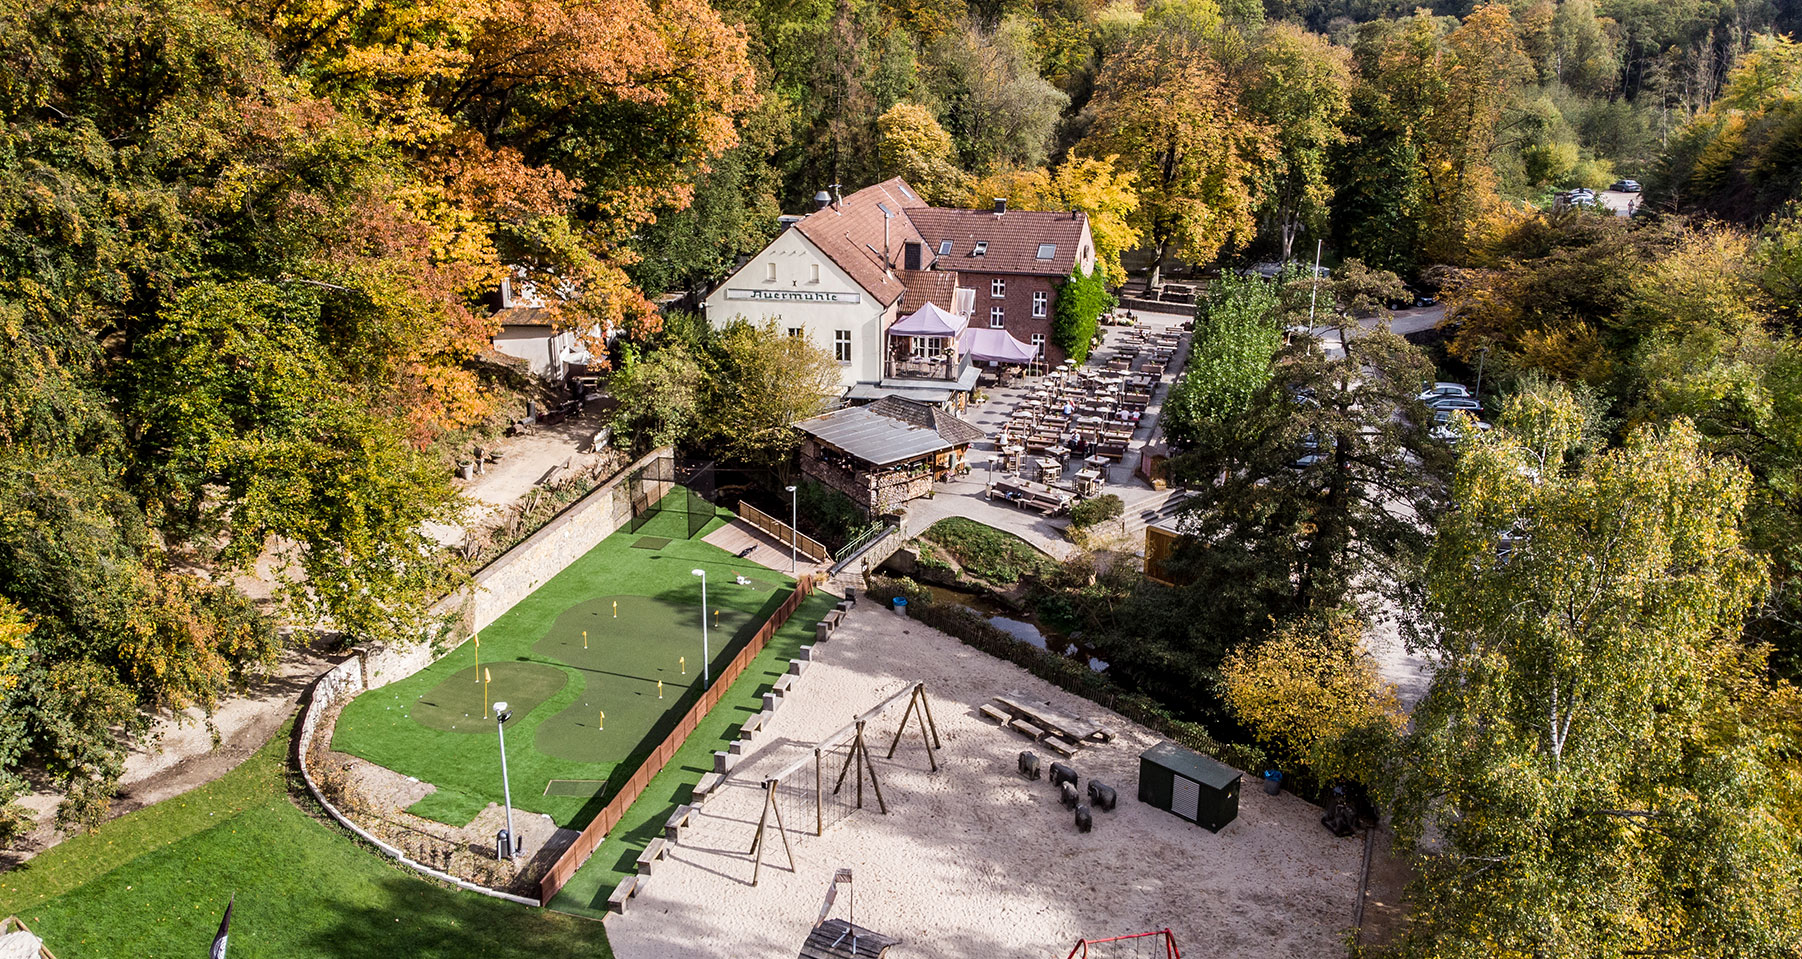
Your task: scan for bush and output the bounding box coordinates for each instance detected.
[1052,267,1111,364]
[919,518,1055,584]
[1068,494,1124,529]
[864,576,1268,773]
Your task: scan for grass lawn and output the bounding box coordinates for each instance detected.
[920,517,1056,584]
[333,496,796,828]
[546,589,843,921]
[0,722,610,959]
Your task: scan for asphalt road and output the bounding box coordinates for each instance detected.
[1307,301,1447,355]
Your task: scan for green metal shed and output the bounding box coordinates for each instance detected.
[1137,740,1241,833]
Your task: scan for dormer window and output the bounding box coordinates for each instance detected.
[938,239,952,255]
[1036,243,1056,260]
[972,241,988,256]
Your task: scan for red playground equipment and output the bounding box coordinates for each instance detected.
[1063,928,1181,959]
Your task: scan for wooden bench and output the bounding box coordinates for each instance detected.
[739,713,765,739]
[635,837,668,875]
[692,772,724,802]
[606,876,637,914]
[772,674,795,696]
[788,657,809,676]
[665,804,695,841]
[1010,719,1044,740]
[1044,737,1078,758]
[979,704,1011,725]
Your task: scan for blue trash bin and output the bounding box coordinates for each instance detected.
[1262,769,1283,795]
[892,596,909,616]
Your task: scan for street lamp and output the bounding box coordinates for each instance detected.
[1475,346,1490,402]
[785,485,798,574]
[494,702,519,859]
[691,569,710,683]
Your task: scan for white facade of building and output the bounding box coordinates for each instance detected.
[489,274,595,381]
[703,227,896,388]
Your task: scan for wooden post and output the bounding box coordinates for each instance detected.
[919,682,943,748]
[862,724,887,815]
[815,747,824,836]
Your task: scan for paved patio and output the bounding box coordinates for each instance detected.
[904,308,1196,557]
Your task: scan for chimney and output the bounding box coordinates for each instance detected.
[814,191,831,212]
[993,197,1008,215]
[832,183,843,210]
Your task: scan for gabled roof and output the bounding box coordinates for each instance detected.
[793,178,931,308]
[897,269,958,315]
[866,396,985,447]
[796,396,984,467]
[903,208,1089,277]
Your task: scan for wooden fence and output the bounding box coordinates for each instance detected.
[536,573,819,905]
[736,500,832,563]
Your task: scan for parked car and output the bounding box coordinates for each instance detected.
[1429,397,1484,413]
[1417,382,1470,402]
[1610,179,1642,192]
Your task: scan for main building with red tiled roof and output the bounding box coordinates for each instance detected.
[703,178,1097,406]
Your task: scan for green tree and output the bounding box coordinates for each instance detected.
[609,341,707,453]
[1242,23,1353,262]
[1391,403,1802,957]
[1161,272,1283,450]
[128,281,458,647]
[699,320,842,472]
[1051,267,1111,363]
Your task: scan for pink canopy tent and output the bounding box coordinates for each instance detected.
[961,327,1037,364]
[889,302,968,337]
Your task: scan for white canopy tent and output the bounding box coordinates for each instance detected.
[960,327,1037,364]
[888,302,968,338]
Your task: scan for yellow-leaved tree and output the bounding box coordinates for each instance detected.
[1219,613,1405,783]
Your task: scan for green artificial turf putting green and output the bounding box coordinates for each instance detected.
[332,492,795,828]
[528,595,755,764]
[0,723,609,959]
[547,589,843,920]
[411,661,567,733]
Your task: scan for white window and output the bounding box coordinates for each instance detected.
[912,336,945,354]
[809,263,821,283]
[973,241,988,256]
[990,307,1005,328]
[765,262,777,281]
[788,327,803,338]
[834,330,851,362]
[1033,291,1047,317]
[991,278,1006,298]
[938,239,952,255]
[1031,333,1046,356]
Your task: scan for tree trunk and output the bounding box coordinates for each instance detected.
[1149,231,1169,291]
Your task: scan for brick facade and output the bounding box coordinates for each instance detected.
[961,271,1065,366]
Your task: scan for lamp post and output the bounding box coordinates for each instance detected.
[691,569,710,683]
[1474,346,1490,402]
[494,702,519,859]
[786,485,798,574]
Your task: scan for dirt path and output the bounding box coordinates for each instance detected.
[3,640,335,869]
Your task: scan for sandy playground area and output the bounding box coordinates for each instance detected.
[605,603,1363,958]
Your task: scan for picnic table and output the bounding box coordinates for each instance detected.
[993,693,1113,745]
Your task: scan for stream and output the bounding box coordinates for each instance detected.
[915,584,1109,672]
